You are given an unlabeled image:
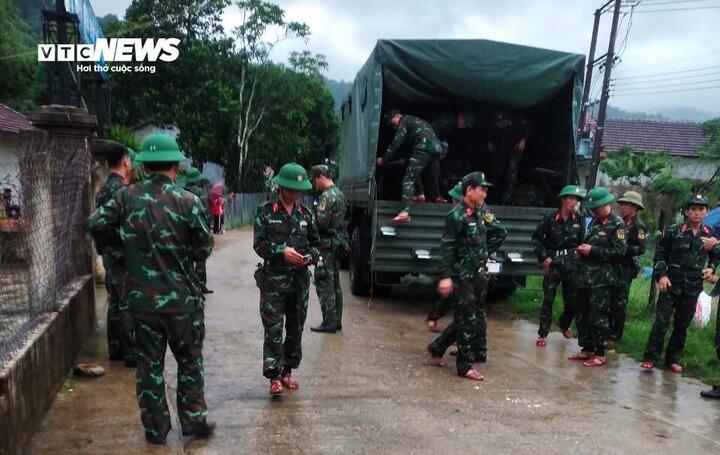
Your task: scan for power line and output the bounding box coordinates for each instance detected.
[613,77,720,90]
[614,64,720,79]
[622,5,720,12]
[611,84,720,95]
[612,70,720,84]
[622,0,720,5]
[613,49,720,74]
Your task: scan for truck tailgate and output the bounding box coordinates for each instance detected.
[373,201,547,276]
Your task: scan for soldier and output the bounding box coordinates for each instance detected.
[641,194,719,373]
[429,172,507,381]
[608,191,647,347]
[88,134,215,444]
[375,109,444,223]
[701,270,720,399]
[569,187,626,367]
[94,141,136,367]
[253,163,320,395]
[427,182,463,333]
[184,167,214,294]
[309,164,347,333]
[487,111,529,205]
[532,185,586,347]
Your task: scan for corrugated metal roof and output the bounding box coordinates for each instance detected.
[0,104,35,134]
[602,118,708,157]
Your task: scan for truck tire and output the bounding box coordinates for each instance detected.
[349,227,370,296]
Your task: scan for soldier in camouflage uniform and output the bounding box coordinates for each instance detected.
[88,134,214,444]
[641,194,720,373]
[608,191,647,346]
[532,185,586,347]
[376,109,444,223]
[429,172,507,381]
[701,268,720,399]
[569,187,626,367]
[309,164,347,333]
[184,167,213,294]
[427,182,463,333]
[254,163,320,395]
[94,141,136,366]
[487,111,529,205]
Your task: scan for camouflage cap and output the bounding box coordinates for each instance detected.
[461,171,493,194]
[686,193,709,208]
[310,164,331,179]
[584,186,615,210]
[617,190,645,210]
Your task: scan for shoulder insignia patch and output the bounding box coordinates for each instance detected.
[465,207,473,217]
[598,231,607,237]
[638,229,646,240]
[272,202,279,213]
[617,228,625,240]
[483,212,495,224]
[318,200,326,211]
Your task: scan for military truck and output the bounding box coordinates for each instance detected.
[338,39,585,296]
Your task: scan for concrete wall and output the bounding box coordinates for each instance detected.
[0,276,94,455]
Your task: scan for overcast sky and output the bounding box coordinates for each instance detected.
[92,0,720,116]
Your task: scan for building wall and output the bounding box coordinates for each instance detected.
[595,157,715,188]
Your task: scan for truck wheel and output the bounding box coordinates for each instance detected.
[349,227,370,296]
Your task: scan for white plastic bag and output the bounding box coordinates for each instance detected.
[694,291,712,328]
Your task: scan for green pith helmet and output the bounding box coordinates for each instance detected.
[136,134,186,163]
[558,185,586,199]
[310,164,331,179]
[383,109,401,126]
[686,193,709,208]
[461,171,493,195]
[184,167,203,184]
[272,163,312,191]
[584,186,615,210]
[617,190,645,210]
[448,182,463,201]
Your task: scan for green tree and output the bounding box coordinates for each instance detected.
[0,0,43,112]
[600,145,669,186]
[699,117,720,161]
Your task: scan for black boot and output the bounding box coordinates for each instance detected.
[310,323,336,333]
[700,385,720,400]
[182,421,216,438]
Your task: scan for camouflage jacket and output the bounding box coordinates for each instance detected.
[488,115,529,150]
[314,184,347,252]
[383,115,441,161]
[253,198,321,290]
[577,214,626,288]
[531,210,584,263]
[94,172,126,257]
[620,214,647,275]
[185,183,210,224]
[87,174,213,314]
[439,202,507,280]
[653,222,720,287]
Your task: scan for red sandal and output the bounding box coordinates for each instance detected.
[583,356,606,367]
[270,380,283,395]
[391,212,411,224]
[669,363,683,374]
[568,351,593,361]
[281,374,299,390]
[463,368,484,381]
[536,337,547,347]
[640,361,654,370]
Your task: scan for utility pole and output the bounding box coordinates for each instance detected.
[577,7,601,136]
[587,0,623,189]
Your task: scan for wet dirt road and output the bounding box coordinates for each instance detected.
[28,228,720,454]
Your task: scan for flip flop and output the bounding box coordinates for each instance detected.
[270,380,284,395]
[668,363,683,374]
[281,374,299,390]
[391,213,411,224]
[568,351,592,361]
[583,356,606,367]
[536,337,547,347]
[463,368,484,381]
[73,363,105,377]
[640,361,654,370]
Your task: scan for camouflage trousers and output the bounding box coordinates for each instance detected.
[538,261,577,338]
[576,286,612,357]
[102,254,135,362]
[428,275,489,375]
[195,259,207,287]
[415,156,441,202]
[609,276,632,342]
[489,147,522,204]
[314,250,343,327]
[643,284,700,365]
[132,311,207,441]
[427,295,452,322]
[259,274,310,379]
[401,149,436,212]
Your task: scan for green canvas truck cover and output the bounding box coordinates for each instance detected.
[339,39,585,182]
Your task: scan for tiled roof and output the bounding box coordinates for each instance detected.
[601,118,708,157]
[0,104,35,134]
